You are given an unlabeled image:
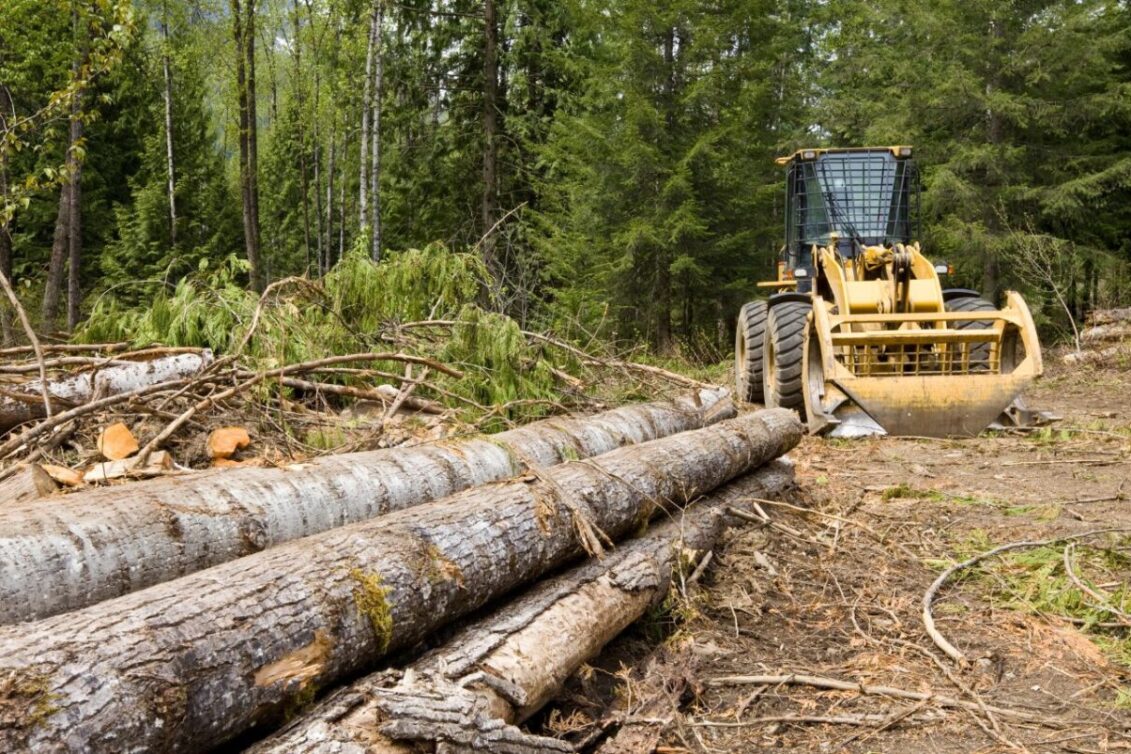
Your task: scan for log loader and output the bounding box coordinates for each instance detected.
[735,146,1043,437]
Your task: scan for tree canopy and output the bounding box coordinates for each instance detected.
[1,0,1128,351]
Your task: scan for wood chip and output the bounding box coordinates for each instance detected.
[208,426,251,460]
[97,422,139,460]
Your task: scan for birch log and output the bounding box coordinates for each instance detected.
[0,351,213,435]
[249,463,795,754]
[0,409,801,754]
[0,388,732,624]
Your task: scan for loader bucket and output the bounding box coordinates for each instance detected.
[803,292,1043,438]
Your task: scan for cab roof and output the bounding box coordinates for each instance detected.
[775,146,913,165]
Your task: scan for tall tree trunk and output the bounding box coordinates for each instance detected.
[291,6,311,272]
[481,0,499,271]
[161,1,177,248]
[359,4,375,235]
[65,98,84,332]
[0,86,13,344]
[42,186,69,331]
[325,133,335,273]
[65,7,88,334]
[0,390,732,624]
[0,411,801,754]
[246,0,263,289]
[654,27,677,355]
[232,0,264,292]
[370,1,383,261]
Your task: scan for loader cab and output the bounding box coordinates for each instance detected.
[780,147,920,291]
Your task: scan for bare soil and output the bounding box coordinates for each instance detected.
[544,362,1131,753]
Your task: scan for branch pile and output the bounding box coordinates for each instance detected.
[1062,307,1131,366]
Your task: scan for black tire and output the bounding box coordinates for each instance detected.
[763,301,811,414]
[735,301,768,403]
[945,294,996,370]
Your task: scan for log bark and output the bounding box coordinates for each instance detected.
[249,463,795,754]
[0,389,731,624]
[0,351,213,436]
[0,409,801,753]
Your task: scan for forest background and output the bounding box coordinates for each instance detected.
[1,0,1129,360]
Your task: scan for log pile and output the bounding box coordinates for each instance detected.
[0,404,802,753]
[0,387,732,624]
[1062,308,1131,366]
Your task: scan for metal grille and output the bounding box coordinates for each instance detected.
[785,152,919,262]
[832,340,999,377]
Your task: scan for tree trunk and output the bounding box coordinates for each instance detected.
[233,0,263,292]
[248,463,795,753]
[325,133,335,273]
[65,92,84,332]
[246,0,263,289]
[291,6,312,271]
[480,0,499,273]
[0,410,801,753]
[370,1,383,261]
[359,4,375,235]
[0,351,213,438]
[42,170,70,334]
[0,389,733,624]
[161,2,177,248]
[0,86,12,345]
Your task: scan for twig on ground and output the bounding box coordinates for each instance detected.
[922,528,1131,664]
[705,672,1049,724]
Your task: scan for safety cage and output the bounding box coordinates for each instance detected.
[783,149,921,266]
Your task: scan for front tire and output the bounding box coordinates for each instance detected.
[735,301,768,403]
[764,301,811,415]
[945,294,996,370]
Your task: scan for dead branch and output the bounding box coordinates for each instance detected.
[705,672,1047,723]
[0,269,52,418]
[922,528,1131,664]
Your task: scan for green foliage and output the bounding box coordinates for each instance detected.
[77,245,570,425]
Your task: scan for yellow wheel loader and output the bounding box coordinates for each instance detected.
[735,146,1043,437]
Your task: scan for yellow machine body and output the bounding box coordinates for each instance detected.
[750,147,1043,438]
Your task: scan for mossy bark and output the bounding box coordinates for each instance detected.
[249,463,795,753]
[0,409,800,753]
[0,388,731,624]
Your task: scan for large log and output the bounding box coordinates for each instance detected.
[249,463,795,754]
[0,351,213,435]
[0,409,801,753]
[0,388,732,625]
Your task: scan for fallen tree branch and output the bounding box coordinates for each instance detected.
[0,269,52,419]
[922,528,1131,664]
[706,672,1046,723]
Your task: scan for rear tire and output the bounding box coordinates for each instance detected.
[735,301,768,403]
[764,301,811,415]
[945,294,996,370]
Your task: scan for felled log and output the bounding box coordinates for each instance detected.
[1061,343,1131,366]
[0,410,801,753]
[0,350,213,435]
[1086,307,1131,326]
[1080,323,1131,344]
[0,388,732,624]
[248,463,795,754]
[0,464,57,504]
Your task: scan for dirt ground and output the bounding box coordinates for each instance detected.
[544,360,1131,753]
